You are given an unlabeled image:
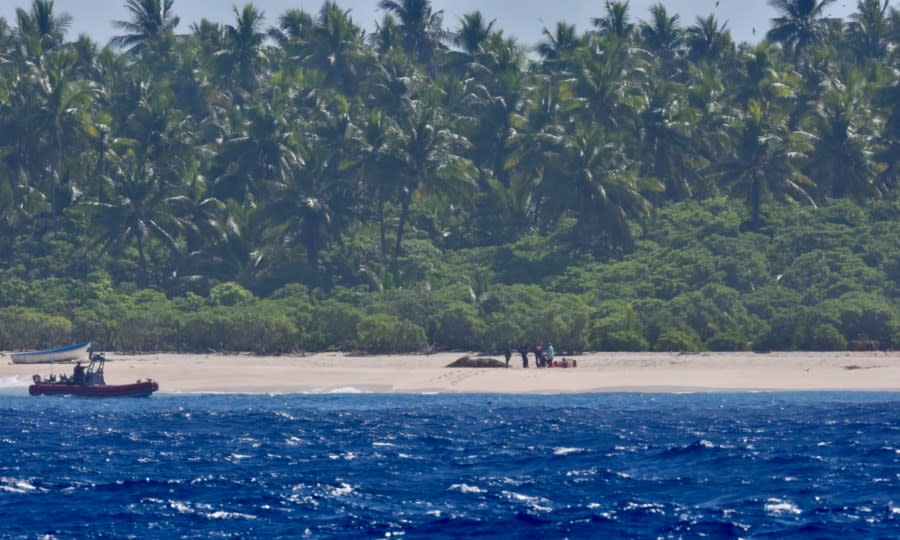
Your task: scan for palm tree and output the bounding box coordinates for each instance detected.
[592,1,634,41]
[210,93,300,203]
[112,0,180,58]
[360,109,402,258]
[683,64,729,198]
[872,76,899,195]
[265,109,366,272]
[805,80,880,200]
[369,13,402,55]
[216,4,267,98]
[165,174,227,255]
[267,8,313,54]
[766,0,837,64]
[85,149,181,287]
[7,54,99,215]
[387,97,475,263]
[573,31,644,130]
[541,126,652,252]
[465,35,528,187]
[119,79,195,186]
[377,0,447,73]
[732,41,798,108]
[536,22,582,73]
[847,0,892,65]
[639,3,683,64]
[453,11,495,56]
[638,79,697,201]
[14,0,72,58]
[716,100,815,229]
[199,198,268,287]
[307,1,369,94]
[685,14,733,62]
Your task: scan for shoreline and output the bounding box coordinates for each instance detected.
[2,350,899,395]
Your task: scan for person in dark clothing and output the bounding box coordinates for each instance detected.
[534,345,544,367]
[73,362,85,385]
[504,347,512,367]
[518,344,529,368]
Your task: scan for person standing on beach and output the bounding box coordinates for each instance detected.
[504,347,512,367]
[546,343,554,364]
[519,344,529,368]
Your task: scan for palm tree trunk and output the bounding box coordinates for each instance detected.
[52,120,64,216]
[394,189,411,263]
[750,177,762,230]
[378,193,387,259]
[136,233,149,288]
[96,135,107,203]
[306,221,320,271]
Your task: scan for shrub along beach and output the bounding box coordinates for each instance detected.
[0,1,898,356]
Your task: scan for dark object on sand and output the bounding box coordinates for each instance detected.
[446,356,507,368]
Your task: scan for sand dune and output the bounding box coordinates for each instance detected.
[3,350,898,394]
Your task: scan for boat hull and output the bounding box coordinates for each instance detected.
[28,381,159,397]
[11,342,91,364]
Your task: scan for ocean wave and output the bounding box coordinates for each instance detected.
[207,511,257,520]
[0,376,29,395]
[0,477,39,494]
[502,491,552,512]
[552,447,585,456]
[662,439,719,456]
[623,501,666,515]
[329,482,355,497]
[0,393,897,537]
[327,387,367,394]
[0,376,28,388]
[448,483,485,494]
[764,498,802,515]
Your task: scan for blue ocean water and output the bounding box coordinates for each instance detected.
[0,391,898,539]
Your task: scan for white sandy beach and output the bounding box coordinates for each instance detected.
[2,350,899,394]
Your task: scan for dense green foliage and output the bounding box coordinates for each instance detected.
[0,0,898,353]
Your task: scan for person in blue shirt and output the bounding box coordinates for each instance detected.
[546,343,555,364]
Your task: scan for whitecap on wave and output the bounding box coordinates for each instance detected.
[207,511,257,520]
[623,501,665,515]
[448,483,484,494]
[0,376,28,387]
[0,376,29,394]
[162,499,257,520]
[553,447,586,456]
[501,491,552,512]
[328,387,366,394]
[0,477,39,494]
[330,482,355,497]
[764,498,802,515]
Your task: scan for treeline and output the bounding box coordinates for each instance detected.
[0,1,898,353]
[1,198,898,353]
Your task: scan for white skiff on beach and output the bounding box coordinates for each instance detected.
[10,342,91,364]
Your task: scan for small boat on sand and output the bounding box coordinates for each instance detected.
[11,342,91,364]
[29,353,158,398]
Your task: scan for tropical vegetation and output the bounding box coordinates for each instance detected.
[0,0,898,353]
